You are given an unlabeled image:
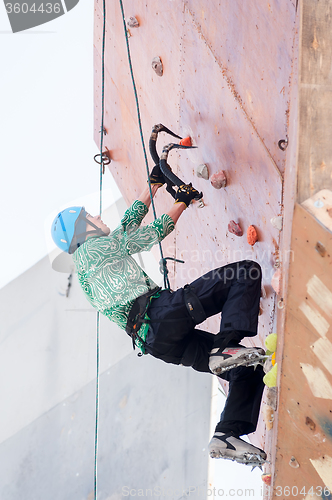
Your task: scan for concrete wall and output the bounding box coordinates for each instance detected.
[0,202,212,500]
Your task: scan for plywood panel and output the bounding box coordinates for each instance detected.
[297,0,332,202]
[272,203,332,496]
[185,0,297,174]
[172,8,283,352]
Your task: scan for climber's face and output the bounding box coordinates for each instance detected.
[86,214,111,236]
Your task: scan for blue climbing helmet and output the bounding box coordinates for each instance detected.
[51,206,105,254]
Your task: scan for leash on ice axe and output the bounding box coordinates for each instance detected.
[149,124,203,203]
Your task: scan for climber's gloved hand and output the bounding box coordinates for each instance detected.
[174,183,201,208]
[149,164,165,186]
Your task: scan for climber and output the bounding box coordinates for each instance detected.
[51,164,267,467]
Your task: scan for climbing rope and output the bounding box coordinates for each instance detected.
[118,0,173,290]
[94,1,180,496]
[94,0,107,497]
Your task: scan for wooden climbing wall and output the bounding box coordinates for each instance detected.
[92,1,332,497]
[93,0,297,354]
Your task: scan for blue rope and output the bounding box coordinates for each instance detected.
[118,0,170,290]
[94,0,107,498]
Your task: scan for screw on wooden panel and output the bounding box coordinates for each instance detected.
[289,456,300,468]
[305,416,316,431]
[277,298,284,309]
[127,16,139,28]
[278,138,288,151]
[152,56,163,76]
[274,257,280,269]
[314,199,324,208]
[315,241,326,257]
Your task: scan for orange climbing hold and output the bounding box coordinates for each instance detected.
[179,136,192,147]
[247,225,258,245]
[261,474,272,486]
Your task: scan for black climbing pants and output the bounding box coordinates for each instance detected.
[144,260,265,437]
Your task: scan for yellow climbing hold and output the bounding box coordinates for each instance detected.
[263,363,278,387]
[265,333,277,353]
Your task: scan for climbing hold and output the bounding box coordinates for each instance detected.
[305,416,316,431]
[228,220,243,237]
[315,241,326,257]
[270,216,283,231]
[266,387,278,410]
[152,56,163,76]
[262,405,274,431]
[263,357,273,374]
[261,473,272,486]
[263,363,278,388]
[196,164,209,180]
[271,268,281,294]
[265,333,277,353]
[247,225,258,246]
[211,170,227,189]
[289,456,300,469]
[179,136,192,147]
[127,16,139,28]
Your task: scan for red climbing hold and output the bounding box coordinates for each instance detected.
[261,474,272,486]
[179,136,192,147]
[211,170,227,189]
[228,220,243,237]
[247,225,258,245]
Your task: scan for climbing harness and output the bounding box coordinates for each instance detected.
[126,287,162,350]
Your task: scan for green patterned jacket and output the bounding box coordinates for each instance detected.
[72,200,175,342]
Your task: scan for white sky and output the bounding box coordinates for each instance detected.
[0,0,121,289]
[0,3,263,496]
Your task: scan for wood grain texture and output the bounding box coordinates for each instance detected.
[298,0,332,202]
[274,203,332,496]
